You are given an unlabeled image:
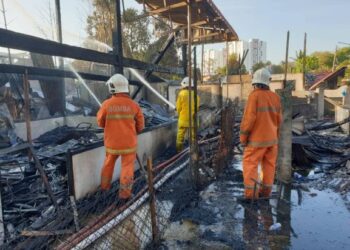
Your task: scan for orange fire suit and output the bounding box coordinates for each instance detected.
[240,88,282,199]
[97,93,144,199]
[176,88,200,152]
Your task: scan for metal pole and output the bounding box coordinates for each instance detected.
[146,157,158,243]
[114,0,124,74]
[23,70,32,144]
[303,33,307,87]
[182,44,188,77]
[226,39,229,103]
[54,0,65,113]
[283,31,290,88]
[1,0,11,64]
[187,0,192,148]
[201,43,204,83]
[193,46,199,188]
[332,46,337,72]
[55,0,63,44]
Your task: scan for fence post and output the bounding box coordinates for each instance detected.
[146,157,158,243]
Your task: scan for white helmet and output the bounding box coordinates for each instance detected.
[106,74,129,94]
[252,68,271,86]
[180,77,193,88]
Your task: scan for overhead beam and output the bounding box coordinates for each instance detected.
[0,28,184,75]
[0,64,141,85]
[181,32,221,43]
[148,2,187,14]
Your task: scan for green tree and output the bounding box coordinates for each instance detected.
[86,1,150,59]
[270,64,284,74]
[143,19,179,71]
[295,55,319,73]
[336,46,350,64]
[252,61,271,73]
[311,51,334,70]
[216,54,247,76]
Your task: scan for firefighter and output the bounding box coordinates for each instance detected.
[176,77,200,152]
[97,74,145,201]
[240,68,282,200]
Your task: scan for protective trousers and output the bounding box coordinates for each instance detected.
[176,126,195,152]
[101,153,136,199]
[243,145,278,199]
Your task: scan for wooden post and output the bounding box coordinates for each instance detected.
[23,70,32,144]
[146,157,158,243]
[303,33,307,88]
[276,31,292,183]
[283,31,290,88]
[226,39,229,104]
[277,83,293,183]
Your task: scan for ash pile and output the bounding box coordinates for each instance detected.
[0,125,101,247]
[0,101,174,248]
[292,116,350,208]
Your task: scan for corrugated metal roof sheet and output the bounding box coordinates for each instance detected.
[309,66,347,90]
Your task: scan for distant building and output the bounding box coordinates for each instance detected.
[203,49,226,76]
[229,39,267,73]
[203,39,267,76]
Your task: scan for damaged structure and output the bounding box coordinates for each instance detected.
[0,0,241,249]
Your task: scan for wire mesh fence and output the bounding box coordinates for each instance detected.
[0,102,239,250]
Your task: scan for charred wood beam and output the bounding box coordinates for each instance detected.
[0,64,141,85]
[0,28,184,75]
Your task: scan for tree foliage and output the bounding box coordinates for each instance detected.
[86,1,150,60]
[86,1,179,69]
[216,54,247,76]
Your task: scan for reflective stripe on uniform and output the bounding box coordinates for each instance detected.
[247,139,278,147]
[106,114,135,120]
[244,185,256,190]
[120,183,133,190]
[257,106,280,113]
[105,147,137,155]
[240,130,250,135]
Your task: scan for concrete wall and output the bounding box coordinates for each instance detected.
[335,106,350,134]
[14,115,97,140]
[71,121,177,200]
[271,73,304,91]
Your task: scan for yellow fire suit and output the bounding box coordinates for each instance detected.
[176,88,200,152]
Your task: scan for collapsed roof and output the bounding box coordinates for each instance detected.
[137,0,239,44]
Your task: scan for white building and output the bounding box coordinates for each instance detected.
[229,39,267,73]
[202,39,267,76]
[203,49,225,76]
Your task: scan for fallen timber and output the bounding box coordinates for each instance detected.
[292,117,350,171]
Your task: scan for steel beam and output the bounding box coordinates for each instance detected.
[114,0,124,74]
[0,28,184,75]
[0,64,141,85]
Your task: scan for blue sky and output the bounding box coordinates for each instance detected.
[1,0,350,64]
